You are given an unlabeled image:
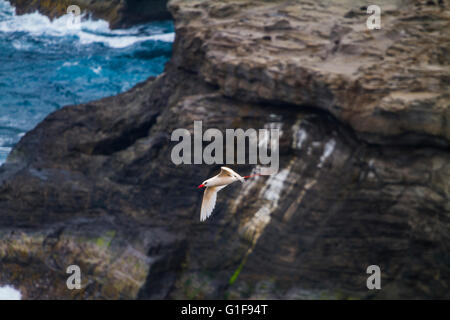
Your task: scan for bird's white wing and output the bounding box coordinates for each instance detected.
[200,186,226,221]
[220,166,244,183]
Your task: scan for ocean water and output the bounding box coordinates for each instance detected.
[0,0,174,164]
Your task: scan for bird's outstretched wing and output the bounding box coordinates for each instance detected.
[220,166,244,183]
[200,186,226,221]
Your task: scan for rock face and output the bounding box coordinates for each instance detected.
[8,0,171,28]
[170,0,449,147]
[0,0,449,299]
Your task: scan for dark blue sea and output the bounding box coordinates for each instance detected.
[0,0,173,164]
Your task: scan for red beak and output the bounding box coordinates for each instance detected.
[197,184,205,189]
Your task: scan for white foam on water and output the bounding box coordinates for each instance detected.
[0,146,11,162]
[62,61,79,67]
[0,0,174,48]
[91,65,102,75]
[77,29,175,48]
[0,286,22,300]
[11,39,31,50]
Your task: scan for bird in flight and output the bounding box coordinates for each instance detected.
[197,166,260,221]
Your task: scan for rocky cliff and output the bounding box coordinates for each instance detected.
[0,0,449,299]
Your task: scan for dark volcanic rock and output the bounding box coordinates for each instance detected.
[0,0,449,299]
[8,0,171,28]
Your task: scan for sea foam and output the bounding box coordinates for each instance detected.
[0,0,174,48]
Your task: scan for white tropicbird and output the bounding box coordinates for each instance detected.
[197,167,260,221]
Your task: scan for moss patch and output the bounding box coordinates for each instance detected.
[229,254,248,285]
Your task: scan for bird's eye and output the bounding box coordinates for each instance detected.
[204,182,207,185]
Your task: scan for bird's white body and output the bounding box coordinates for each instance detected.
[199,167,244,221]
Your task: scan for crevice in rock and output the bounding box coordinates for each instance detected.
[250,98,450,151]
[91,113,160,156]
